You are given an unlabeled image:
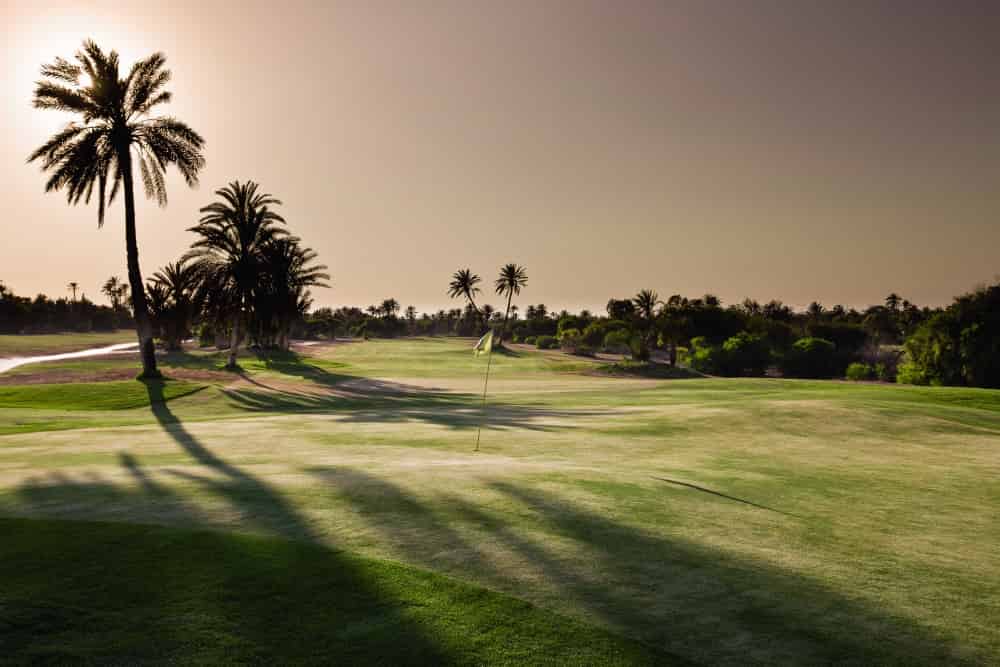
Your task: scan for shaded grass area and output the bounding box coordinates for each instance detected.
[594,360,703,379]
[0,517,671,665]
[0,379,206,411]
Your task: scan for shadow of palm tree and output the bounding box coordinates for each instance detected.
[220,371,603,433]
[303,467,969,666]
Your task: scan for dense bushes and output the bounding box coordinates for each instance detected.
[779,337,838,378]
[603,330,631,353]
[535,335,558,350]
[689,332,769,376]
[846,362,873,381]
[897,283,1000,388]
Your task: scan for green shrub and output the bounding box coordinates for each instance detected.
[780,337,838,378]
[557,328,594,356]
[523,335,537,346]
[846,362,873,381]
[897,360,932,385]
[629,334,650,361]
[688,337,720,373]
[602,330,631,353]
[536,335,558,350]
[720,332,770,376]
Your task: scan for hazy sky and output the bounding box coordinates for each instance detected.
[2,1,998,313]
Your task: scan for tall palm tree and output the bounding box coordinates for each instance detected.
[28,40,205,377]
[67,282,79,301]
[186,181,286,368]
[494,263,528,345]
[448,268,482,314]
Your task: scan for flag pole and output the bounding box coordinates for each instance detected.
[475,330,495,452]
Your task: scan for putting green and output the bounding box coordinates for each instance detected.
[1,337,998,664]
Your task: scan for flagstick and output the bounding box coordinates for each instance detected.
[474,336,496,452]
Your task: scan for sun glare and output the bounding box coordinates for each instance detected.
[9,5,151,139]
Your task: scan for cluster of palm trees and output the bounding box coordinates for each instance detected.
[28,41,327,374]
[448,264,528,344]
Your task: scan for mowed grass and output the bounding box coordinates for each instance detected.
[0,330,135,357]
[1,337,999,664]
[0,517,665,665]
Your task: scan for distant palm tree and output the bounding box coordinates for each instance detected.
[633,289,660,322]
[807,301,825,320]
[448,268,482,314]
[29,40,205,377]
[67,282,79,301]
[381,298,400,319]
[633,289,661,354]
[102,276,123,309]
[149,259,201,350]
[256,236,329,349]
[885,293,901,312]
[186,181,285,368]
[494,263,528,344]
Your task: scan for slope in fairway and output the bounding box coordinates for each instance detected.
[1,337,999,664]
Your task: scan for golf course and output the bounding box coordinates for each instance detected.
[1,336,997,664]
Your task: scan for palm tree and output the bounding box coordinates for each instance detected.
[186,181,286,368]
[633,289,660,322]
[494,263,528,344]
[448,268,482,314]
[885,293,901,312]
[380,298,400,319]
[28,41,205,377]
[633,289,661,354]
[102,276,122,309]
[67,282,79,301]
[148,259,201,350]
[255,236,329,349]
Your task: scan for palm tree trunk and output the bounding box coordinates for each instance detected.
[499,291,513,346]
[228,309,241,369]
[120,148,158,378]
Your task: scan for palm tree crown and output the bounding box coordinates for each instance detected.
[28,40,205,225]
[448,269,482,313]
[633,289,660,322]
[495,263,528,343]
[495,264,528,299]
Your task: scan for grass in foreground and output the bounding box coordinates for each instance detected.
[1,337,999,664]
[0,517,669,665]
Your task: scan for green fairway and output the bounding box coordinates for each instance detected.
[0,330,135,357]
[1,337,998,664]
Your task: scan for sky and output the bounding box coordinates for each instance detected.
[2,0,998,314]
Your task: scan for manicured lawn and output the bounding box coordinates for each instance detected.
[1,337,998,664]
[0,517,667,664]
[0,330,135,357]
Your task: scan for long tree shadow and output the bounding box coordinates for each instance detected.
[3,382,456,663]
[304,467,972,666]
[221,377,604,433]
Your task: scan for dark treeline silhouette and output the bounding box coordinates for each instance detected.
[0,280,132,334]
